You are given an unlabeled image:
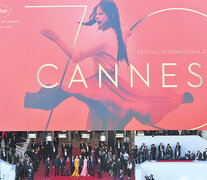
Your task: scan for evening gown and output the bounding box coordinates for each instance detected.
[24,28,193,127]
[80,159,88,176]
[71,158,80,178]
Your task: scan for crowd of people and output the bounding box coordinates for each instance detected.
[132,142,207,164]
[0,132,20,164]
[2,130,206,179]
[0,132,134,179]
[143,130,202,137]
[42,139,134,179]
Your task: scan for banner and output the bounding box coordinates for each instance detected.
[1,0,207,130]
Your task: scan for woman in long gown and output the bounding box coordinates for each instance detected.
[24,0,193,129]
[80,157,88,176]
[71,156,80,178]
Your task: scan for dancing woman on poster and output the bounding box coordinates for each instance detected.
[24,0,193,129]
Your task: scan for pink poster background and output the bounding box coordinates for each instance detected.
[0,0,207,130]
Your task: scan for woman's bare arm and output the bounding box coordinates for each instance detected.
[41,29,106,63]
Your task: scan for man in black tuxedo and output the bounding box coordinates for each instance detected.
[132,145,138,164]
[151,144,157,160]
[174,147,180,159]
[203,148,207,160]
[142,146,147,162]
[45,157,50,177]
[184,151,191,160]
[68,142,73,159]
[191,151,195,160]
[19,159,25,179]
[87,156,91,176]
[40,145,46,164]
[33,151,39,172]
[53,155,60,176]
[90,155,95,177]
[13,152,19,165]
[112,161,117,180]
[28,163,34,180]
[103,153,108,172]
[60,157,65,176]
[80,141,86,151]
[51,145,58,164]
[63,148,68,160]
[61,141,67,157]
[137,148,141,164]
[116,140,122,157]
[85,143,91,158]
[25,159,30,178]
[53,136,59,150]
[94,145,99,165]
[45,141,52,160]
[31,141,37,151]
[158,142,164,154]
[149,174,155,180]
[196,150,202,160]
[1,148,7,161]
[117,158,122,178]
[175,142,181,155]
[97,158,102,178]
[120,152,125,169]
[79,155,84,174]
[158,148,165,160]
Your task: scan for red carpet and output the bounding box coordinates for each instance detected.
[34,148,135,180]
[34,163,134,180]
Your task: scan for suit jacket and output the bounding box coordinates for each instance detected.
[86,145,91,155]
[158,151,165,159]
[174,150,181,158]
[60,159,65,169]
[191,154,195,160]
[80,143,86,150]
[97,162,102,172]
[68,144,73,154]
[87,158,91,168]
[79,158,83,167]
[51,148,58,159]
[91,158,95,169]
[203,151,207,160]
[151,146,156,156]
[28,166,34,180]
[116,142,122,150]
[63,150,68,159]
[62,144,68,152]
[1,150,7,161]
[45,160,50,170]
[196,153,202,160]
[53,158,60,168]
[158,145,165,152]
[175,145,181,153]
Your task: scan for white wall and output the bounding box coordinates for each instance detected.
[135,161,207,180]
[0,160,16,180]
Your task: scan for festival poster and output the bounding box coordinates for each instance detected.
[0,0,207,131]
